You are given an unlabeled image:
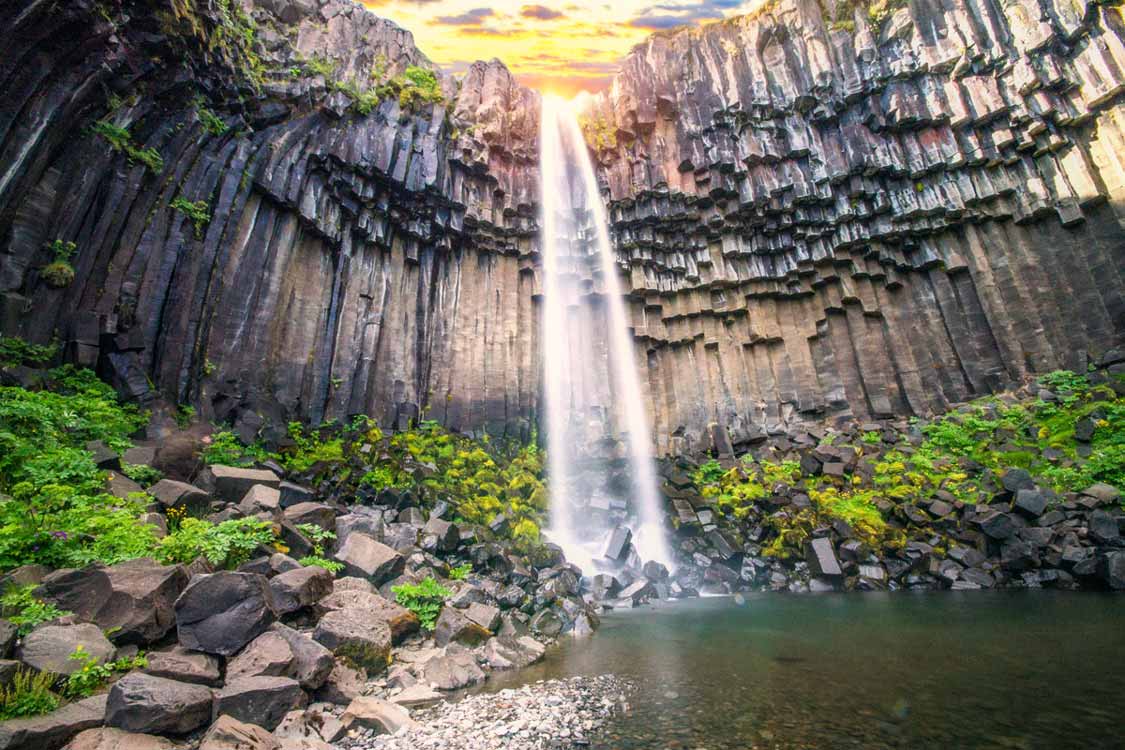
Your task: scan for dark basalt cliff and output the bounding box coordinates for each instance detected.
[0,0,541,440]
[587,0,1125,453]
[0,0,1122,453]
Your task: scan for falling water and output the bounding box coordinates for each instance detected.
[539,94,673,572]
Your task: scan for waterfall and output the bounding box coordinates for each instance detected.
[538,94,673,573]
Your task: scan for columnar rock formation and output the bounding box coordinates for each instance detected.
[0,0,1121,454]
[0,0,541,439]
[586,0,1125,453]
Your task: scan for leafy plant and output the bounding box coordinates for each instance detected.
[376,65,445,111]
[201,430,272,467]
[392,577,451,631]
[280,422,344,473]
[1,585,71,636]
[861,431,882,445]
[447,563,471,581]
[63,646,147,699]
[0,670,59,720]
[157,517,276,568]
[0,337,57,369]
[170,198,210,240]
[194,96,229,136]
[296,523,343,573]
[41,240,77,288]
[121,463,163,487]
[91,121,163,172]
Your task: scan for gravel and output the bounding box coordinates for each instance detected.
[338,675,631,750]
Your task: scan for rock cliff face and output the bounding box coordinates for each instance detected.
[0,0,1122,454]
[588,0,1125,454]
[0,0,542,439]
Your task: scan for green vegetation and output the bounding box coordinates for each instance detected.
[63,646,147,699]
[695,368,1124,560]
[392,577,451,631]
[0,337,57,369]
[281,421,345,473]
[155,517,277,568]
[194,96,229,136]
[0,586,71,637]
[579,113,618,151]
[0,670,59,720]
[202,430,272,467]
[91,121,164,173]
[170,197,211,240]
[160,0,265,90]
[821,0,909,33]
[296,57,445,116]
[297,524,344,573]
[121,463,163,487]
[40,240,77,289]
[381,66,445,111]
[0,366,154,569]
[448,562,472,580]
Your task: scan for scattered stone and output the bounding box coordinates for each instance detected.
[340,697,417,734]
[433,606,491,647]
[198,715,280,750]
[204,465,281,504]
[312,609,392,672]
[143,646,222,686]
[17,624,115,676]
[270,566,334,615]
[333,534,404,584]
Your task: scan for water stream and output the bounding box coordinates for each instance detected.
[538,95,672,571]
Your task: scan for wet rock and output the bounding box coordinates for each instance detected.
[1098,551,1125,590]
[17,624,115,676]
[143,646,221,686]
[805,537,843,577]
[214,676,307,731]
[174,572,277,656]
[332,534,404,583]
[312,609,392,672]
[1088,511,1120,544]
[602,526,632,561]
[36,559,189,645]
[105,673,213,735]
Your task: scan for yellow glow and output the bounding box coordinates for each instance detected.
[361,1,762,97]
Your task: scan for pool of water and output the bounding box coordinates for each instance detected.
[478,592,1125,749]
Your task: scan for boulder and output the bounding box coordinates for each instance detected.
[147,480,210,515]
[0,695,107,750]
[529,608,565,638]
[269,566,333,615]
[1098,551,1125,590]
[17,624,115,676]
[977,511,1018,540]
[481,635,546,670]
[314,590,418,641]
[198,715,280,750]
[143,646,221,686]
[389,684,443,708]
[278,482,314,509]
[1082,483,1120,506]
[36,559,189,645]
[805,537,843,577]
[105,673,213,735]
[1013,489,1048,518]
[420,518,458,552]
[175,572,276,655]
[283,503,336,532]
[62,728,174,750]
[204,465,281,504]
[274,708,345,743]
[601,526,631,561]
[464,602,501,632]
[227,625,333,691]
[313,660,365,705]
[417,645,486,691]
[214,676,307,731]
[332,534,404,584]
[340,697,417,734]
[269,624,335,690]
[312,609,392,672]
[433,607,490,647]
[1088,510,1120,544]
[240,485,281,514]
[0,620,15,659]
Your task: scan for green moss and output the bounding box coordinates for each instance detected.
[170,197,211,239]
[579,113,617,151]
[193,96,229,136]
[91,121,164,173]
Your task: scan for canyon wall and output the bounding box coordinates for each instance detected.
[0,0,1122,454]
[588,0,1125,453]
[0,0,542,440]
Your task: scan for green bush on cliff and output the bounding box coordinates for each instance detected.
[170,197,211,240]
[0,336,57,369]
[91,121,164,173]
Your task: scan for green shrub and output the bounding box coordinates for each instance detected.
[202,430,272,467]
[121,463,163,486]
[194,96,229,136]
[0,337,57,369]
[91,121,163,173]
[63,646,147,699]
[280,422,344,473]
[392,577,450,631]
[376,66,444,111]
[170,198,210,240]
[156,517,276,568]
[0,670,59,720]
[40,240,77,288]
[296,524,343,573]
[447,563,471,581]
[0,585,71,636]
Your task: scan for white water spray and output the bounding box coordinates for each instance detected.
[539,94,672,572]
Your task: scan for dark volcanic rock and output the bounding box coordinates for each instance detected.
[174,572,277,656]
[214,676,306,732]
[805,538,842,577]
[105,673,213,735]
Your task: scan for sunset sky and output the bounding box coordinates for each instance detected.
[360,1,763,97]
